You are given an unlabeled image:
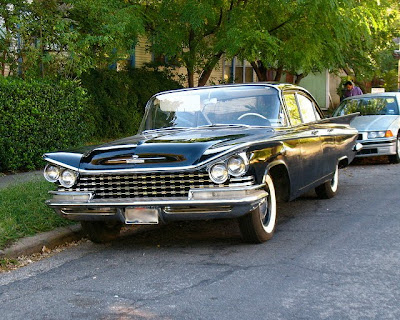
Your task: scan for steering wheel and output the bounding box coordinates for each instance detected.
[237,113,268,121]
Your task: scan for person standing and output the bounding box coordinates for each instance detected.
[343,80,363,99]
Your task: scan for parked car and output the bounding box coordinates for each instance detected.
[43,83,359,244]
[333,92,400,163]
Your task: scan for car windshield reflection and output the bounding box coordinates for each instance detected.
[139,86,286,133]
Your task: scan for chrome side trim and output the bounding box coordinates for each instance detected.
[42,159,80,172]
[93,144,138,151]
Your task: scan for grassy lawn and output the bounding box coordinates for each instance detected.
[0,177,73,250]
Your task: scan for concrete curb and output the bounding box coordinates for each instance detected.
[0,224,84,259]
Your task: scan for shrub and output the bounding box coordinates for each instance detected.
[81,68,182,139]
[0,77,92,172]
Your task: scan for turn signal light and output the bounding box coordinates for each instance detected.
[385,130,394,138]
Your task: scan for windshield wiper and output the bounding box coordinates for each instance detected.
[196,124,253,129]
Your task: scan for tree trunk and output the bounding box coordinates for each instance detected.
[294,73,307,85]
[274,66,283,82]
[197,52,224,87]
[251,60,268,81]
[187,68,195,87]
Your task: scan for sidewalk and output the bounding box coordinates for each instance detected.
[0,171,84,259]
[0,170,43,189]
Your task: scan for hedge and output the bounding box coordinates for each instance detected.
[0,78,92,172]
[0,69,182,172]
[81,68,182,139]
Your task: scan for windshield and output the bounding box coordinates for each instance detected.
[334,96,399,116]
[139,86,285,132]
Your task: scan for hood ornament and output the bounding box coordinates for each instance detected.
[126,155,145,164]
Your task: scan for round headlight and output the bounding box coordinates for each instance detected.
[227,155,247,176]
[44,164,60,182]
[209,163,228,184]
[59,169,78,188]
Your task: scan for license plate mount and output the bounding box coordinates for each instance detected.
[124,207,159,224]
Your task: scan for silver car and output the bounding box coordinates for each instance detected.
[333,92,400,163]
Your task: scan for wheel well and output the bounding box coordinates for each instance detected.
[268,164,290,202]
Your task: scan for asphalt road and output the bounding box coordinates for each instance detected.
[0,160,399,320]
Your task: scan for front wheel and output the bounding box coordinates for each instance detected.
[388,135,400,164]
[238,173,277,243]
[315,164,338,199]
[81,221,122,243]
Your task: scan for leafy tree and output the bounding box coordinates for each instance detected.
[146,0,399,87]
[338,0,400,85]
[0,0,144,78]
[145,0,249,87]
[234,0,399,84]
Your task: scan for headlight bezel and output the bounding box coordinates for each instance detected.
[367,131,385,139]
[43,163,79,188]
[44,164,61,183]
[209,163,229,184]
[227,154,248,177]
[59,169,79,188]
[208,152,249,184]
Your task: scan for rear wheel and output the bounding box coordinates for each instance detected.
[315,164,338,199]
[238,173,277,243]
[81,221,122,243]
[388,135,400,164]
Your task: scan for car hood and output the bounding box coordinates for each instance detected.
[350,115,399,131]
[44,127,276,171]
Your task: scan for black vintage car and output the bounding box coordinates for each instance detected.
[43,83,359,243]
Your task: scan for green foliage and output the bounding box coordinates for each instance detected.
[81,68,182,139]
[0,0,144,78]
[0,177,72,249]
[0,77,92,171]
[147,0,246,87]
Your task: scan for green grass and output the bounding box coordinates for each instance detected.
[0,177,73,249]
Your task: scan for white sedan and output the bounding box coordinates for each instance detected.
[333,92,400,163]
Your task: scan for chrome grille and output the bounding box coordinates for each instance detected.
[59,172,254,199]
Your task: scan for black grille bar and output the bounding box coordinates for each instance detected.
[58,172,254,199]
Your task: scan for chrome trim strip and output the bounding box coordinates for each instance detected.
[43,159,80,172]
[49,191,94,200]
[47,190,267,207]
[93,144,138,151]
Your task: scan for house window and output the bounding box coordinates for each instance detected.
[224,58,256,84]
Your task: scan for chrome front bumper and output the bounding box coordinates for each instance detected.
[355,138,396,157]
[46,185,268,223]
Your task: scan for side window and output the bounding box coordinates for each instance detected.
[297,94,317,123]
[284,93,302,126]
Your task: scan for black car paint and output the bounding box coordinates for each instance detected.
[44,116,357,202]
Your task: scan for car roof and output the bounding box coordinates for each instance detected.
[153,82,309,97]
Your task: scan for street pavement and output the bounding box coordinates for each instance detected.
[0,161,399,320]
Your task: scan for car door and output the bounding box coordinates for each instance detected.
[283,92,322,190]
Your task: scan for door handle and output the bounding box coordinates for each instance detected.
[327,128,334,132]
[311,130,319,135]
